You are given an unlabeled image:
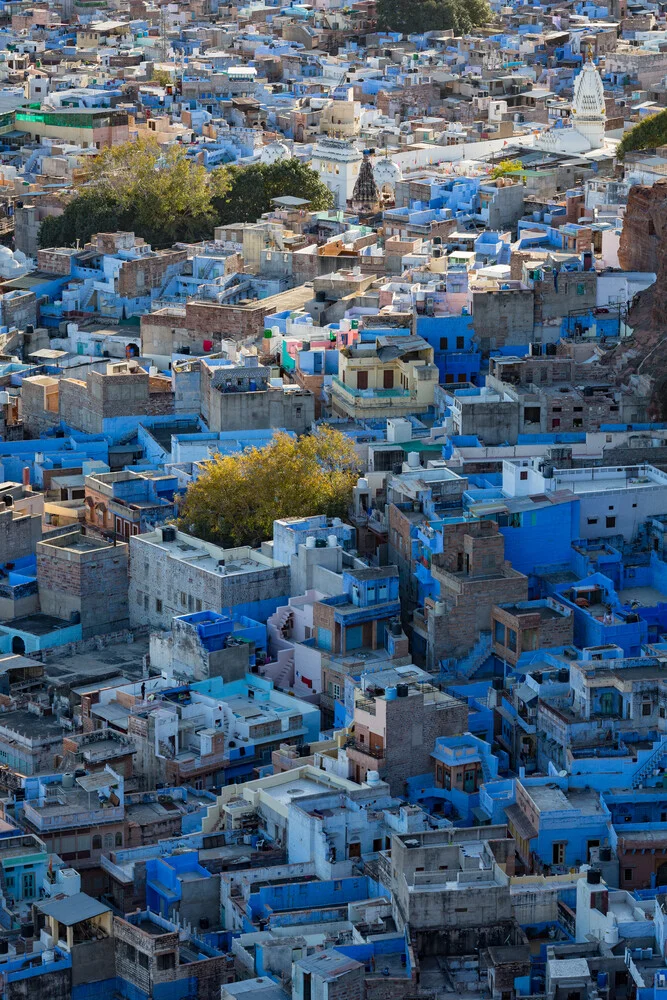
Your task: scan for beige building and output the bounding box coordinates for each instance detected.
[331,333,439,419]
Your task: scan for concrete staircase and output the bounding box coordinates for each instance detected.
[632,736,667,788]
[440,631,493,681]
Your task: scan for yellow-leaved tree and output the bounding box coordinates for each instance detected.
[177,427,360,548]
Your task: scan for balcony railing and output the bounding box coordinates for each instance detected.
[345,738,385,761]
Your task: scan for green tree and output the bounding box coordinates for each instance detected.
[617,109,667,159]
[490,158,524,179]
[212,158,333,225]
[39,136,218,249]
[377,0,490,34]
[178,428,360,548]
[151,69,172,87]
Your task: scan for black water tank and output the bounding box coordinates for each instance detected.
[0,939,8,954]
[315,290,326,302]
[587,868,601,885]
[492,677,504,691]
[20,923,33,938]
[396,683,409,698]
[558,668,570,682]
[161,525,176,543]
[600,847,612,862]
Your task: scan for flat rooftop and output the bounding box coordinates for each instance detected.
[3,613,73,636]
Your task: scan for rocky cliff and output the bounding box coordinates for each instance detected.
[616,180,667,416]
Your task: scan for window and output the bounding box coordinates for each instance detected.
[587,518,598,525]
[507,629,517,653]
[115,832,123,847]
[144,595,148,611]
[92,835,102,850]
[157,953,176,971]
[624,868,633,881]
[520,470,528,481]
[456,336,465,349]
[642,702,652,716]
[606,516,616,529]
[196,599,202,612]
[180,592,187,607]
[439,337,448,350]
[155,598,163,614]
[577,283,585,295]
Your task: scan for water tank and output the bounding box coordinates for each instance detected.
[600,846,612,862]
[407,452,421,469]
[587,868,602,885]
[434,601,445,616]
[390,618,402,637]
[604,926,619,946]
[598,972,609,989]
[357,478,369,489]
[433,249,442,258]
[492,677,504,690]
[161,525,176,543]
[332,517,342,527]
[366,770,380,786]
[62,773,74,789]
[306,536,316,549]
[396,683,409,698]
[315,290,326,302]
[20,923,33,939]
[385,686,397,701]
[327,534,338,548]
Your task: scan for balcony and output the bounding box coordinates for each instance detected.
[346,738,385,762]
[331,376,411,399]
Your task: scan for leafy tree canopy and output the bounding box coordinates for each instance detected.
[617,109,667,159]
[212,158,333,225]
[38,138,332,248]
[38,136,219,249]
[178,428,360,548]
[377,0,491,36]
[489,159,524,179]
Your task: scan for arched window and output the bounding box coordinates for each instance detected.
[115,832,123,847]
[103,834,113,850]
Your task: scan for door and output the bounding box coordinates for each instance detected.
[383,369,394,389]
[22,872,35,898]
[464,769,476,793]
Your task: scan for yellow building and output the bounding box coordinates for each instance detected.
[331,333,439,419]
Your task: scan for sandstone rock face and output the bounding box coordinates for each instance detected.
[616,180,667,417]
[618,181,667,274]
